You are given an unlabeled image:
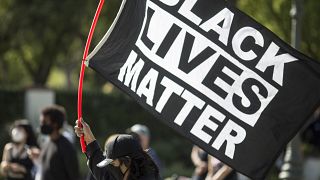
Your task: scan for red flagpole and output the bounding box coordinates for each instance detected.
[78,0,105,153]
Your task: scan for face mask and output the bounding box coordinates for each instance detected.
[40,124,53,135]
[11,128,26,143]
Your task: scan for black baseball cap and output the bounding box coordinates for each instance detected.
[97,134,143,168]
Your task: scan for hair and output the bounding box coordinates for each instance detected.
[41,105,66,129]
[11,119,38,147]
[124,151,159,180]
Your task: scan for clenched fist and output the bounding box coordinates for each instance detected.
[74,119,96,144]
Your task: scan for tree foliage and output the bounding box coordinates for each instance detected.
[0,0,120,88]
[0,0,319,89]
[238,0,320,61]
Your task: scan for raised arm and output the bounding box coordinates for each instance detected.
[75,119,116,180]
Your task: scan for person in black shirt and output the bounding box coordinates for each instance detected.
[74,119,161,180]
[36,105,79,180]
[1,120,39,180]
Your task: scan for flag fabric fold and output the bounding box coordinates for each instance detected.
[86,0,320,179]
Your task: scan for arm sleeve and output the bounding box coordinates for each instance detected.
[147,149,163,175]
[86,141,115,180]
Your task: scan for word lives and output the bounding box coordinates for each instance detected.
[118,0,297,159]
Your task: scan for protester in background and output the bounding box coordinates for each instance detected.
[75,119,161,180]
[35,105,79,180]
[191,146,208,180]
[127,124,163,174]
[205,155,237,180]
[1,119,39,180]
[301,106,320,180]
[301,106,320,151]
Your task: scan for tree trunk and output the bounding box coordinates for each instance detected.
[32,55,55,87]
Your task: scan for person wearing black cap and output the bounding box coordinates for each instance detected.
[37,105,79,180]
[74,119,161,180]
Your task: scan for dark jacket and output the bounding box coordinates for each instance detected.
[86,141,161,180]
[39,135,79,180]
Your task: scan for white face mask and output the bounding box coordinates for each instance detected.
[11,128,26,143]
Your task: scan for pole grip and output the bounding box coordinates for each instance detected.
[80,135,86,152]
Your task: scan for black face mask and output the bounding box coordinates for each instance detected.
[40,124,53,135]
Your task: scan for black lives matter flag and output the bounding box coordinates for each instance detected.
[86,0,320,179]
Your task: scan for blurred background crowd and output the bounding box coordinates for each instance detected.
[0,0,319,179]
[1,91,320,180]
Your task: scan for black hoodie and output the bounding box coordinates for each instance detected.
[86,141,161,180]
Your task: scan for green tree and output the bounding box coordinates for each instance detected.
[0,0,121,88]
[238,0,320,61]
[301,0,320,59]
[1,0,318,89]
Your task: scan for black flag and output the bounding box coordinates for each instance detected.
[86,0,320,179]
